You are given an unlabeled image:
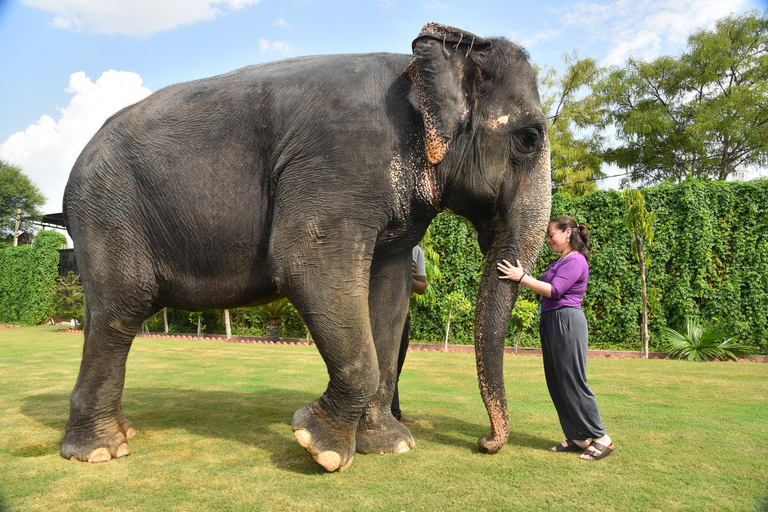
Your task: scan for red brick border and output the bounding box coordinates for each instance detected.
[56,330,767,363]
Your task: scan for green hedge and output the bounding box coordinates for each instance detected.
[642,179,768,353]
[411,178,768,354]
[0,230,67,325]
[8,179,765,355]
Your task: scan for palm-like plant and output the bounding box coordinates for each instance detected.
[661,316,753,362]
[254,298,292,342]
[50,272,85,325]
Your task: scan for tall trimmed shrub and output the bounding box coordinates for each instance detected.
[0,230,67,324]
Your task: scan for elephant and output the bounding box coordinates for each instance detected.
[61,22,551,472]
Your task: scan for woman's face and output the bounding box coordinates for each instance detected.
[547,223,571,255]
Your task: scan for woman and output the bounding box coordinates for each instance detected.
[497,216,614,461]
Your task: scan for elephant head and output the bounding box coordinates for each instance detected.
[407,23,551,453]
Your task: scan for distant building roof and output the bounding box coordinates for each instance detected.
[39,213,66,229]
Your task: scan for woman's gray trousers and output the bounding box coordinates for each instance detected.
[540,307,606,440]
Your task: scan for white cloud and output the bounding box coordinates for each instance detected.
[273,17,291,28]
[604,30,662,66]
[259,38,295,54]
[514,28,561,48]
[21,0,261,38]
[0,71,152,213]
[553,0,747,65]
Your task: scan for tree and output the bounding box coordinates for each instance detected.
[50,272,85,325]
[539,52,607,196]
[0,161,47,241]
[621,188,656,358]
[442,291,472,351]
[598,11,768,184]
[188,312,206,338]
[508,298,538,354]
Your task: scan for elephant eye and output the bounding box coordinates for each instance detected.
[513,127,542,154]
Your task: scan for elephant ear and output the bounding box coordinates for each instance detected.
[405,22,491,165]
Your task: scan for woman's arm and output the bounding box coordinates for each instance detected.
[412,261,427,295]
[497,259,552,298]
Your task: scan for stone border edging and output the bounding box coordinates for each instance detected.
[409,343,676,360]
[56,330,767,363]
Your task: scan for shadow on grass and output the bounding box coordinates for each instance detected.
[757,493,768,512]
[19,388,326,474]
[414,415,553,452]
[18,388,544,473]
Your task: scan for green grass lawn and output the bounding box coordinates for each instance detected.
[1,325,766,512]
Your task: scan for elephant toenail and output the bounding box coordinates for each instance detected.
[316,451,342,472]
[116,442,131,458]
[294,429,311,449]
[87,448,111,463]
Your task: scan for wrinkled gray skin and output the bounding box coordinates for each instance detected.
[62,22,551,472]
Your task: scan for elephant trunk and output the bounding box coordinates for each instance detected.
[474,145,551,454]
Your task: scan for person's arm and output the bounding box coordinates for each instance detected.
[412,261,427,295]
[411,247,427,295]
[497,259,552,298]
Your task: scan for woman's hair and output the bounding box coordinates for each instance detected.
[550,215,591,264]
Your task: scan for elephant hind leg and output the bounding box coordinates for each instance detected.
[62,289,156,463]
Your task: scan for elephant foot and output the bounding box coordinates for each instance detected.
[62,429,132,462]
[355,412,415,454]
[292,402,356,472]
[62,410,135,463]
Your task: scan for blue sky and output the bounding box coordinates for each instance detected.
[1,0,765,214]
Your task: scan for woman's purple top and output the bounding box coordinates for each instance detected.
[540,252,589,313]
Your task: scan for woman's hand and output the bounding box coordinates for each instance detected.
[499,259,553,298]
[498,259,524,281]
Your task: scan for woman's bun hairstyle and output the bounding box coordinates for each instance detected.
[550,215,591,264]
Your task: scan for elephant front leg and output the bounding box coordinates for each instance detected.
[355,250,415,455]
[289,318,379,472]
[274,228,383,472]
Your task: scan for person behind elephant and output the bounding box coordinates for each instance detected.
[497,216,614,461]
[391,246,427,424]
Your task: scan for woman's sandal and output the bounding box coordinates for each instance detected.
[580,441,615,460]
[551,439,586,452]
